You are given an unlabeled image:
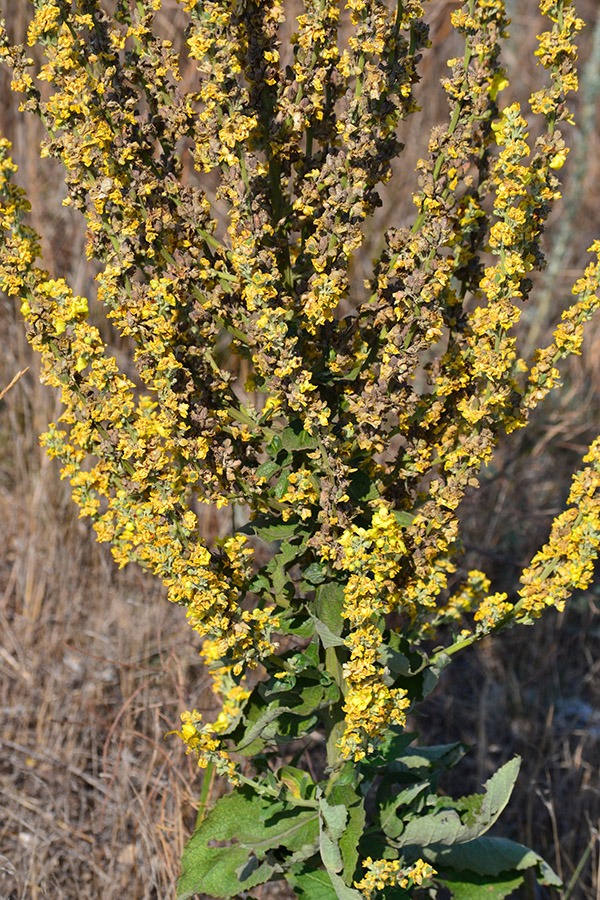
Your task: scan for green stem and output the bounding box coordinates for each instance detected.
[195,760,216,826]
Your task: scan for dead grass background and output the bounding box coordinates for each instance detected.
[1,1,600,898]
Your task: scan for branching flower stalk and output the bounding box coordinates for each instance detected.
[0,0,598,897]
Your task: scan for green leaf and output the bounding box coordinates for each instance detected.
[327,868,364,900]
[303,562,327,584]
[357,729,416,771]
[281,421,319,451]
[386,741,465,775]
[177,788,319,900]
[255,460,280,481]
[277,765,317,802]
[283,610,316,638]
[321,828,344,875]
[319,796,347,875]
[312,616,346,649]
[379,781,429,839]
[315,582,345,638]
[261,680,326,715]
[417,836,561,885]
[329,782,366,884]
[437,870,524,900]
[347,468,379,503]
[316,796,366,899]
[240,517,308,543]
[321,797,348,843]
[249,574,271,594]
[231,678,327,754]
[287,866,339,900]
[274,468,291,500]
[277,711,321,742]
[395,758,521,846]
[266,540,299,595]
[422,651,452,698]
[393,510,415,527]
[267,540,299,571]
[256,520,301,541]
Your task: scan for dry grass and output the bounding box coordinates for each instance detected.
[2,1,600,898]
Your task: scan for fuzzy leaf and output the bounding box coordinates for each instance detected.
[356,730,425,772]
[347,468,379,502]
[267,540,299,595]
[303,562,327,584]
[329,782,366,884]
[383,741,466,776]
[231,678,327,753]
[437,870,525,899]
[395,758,520,846]
[379,781,429,839]
[417,836,561,885]
[255,520,302,541]
[255,460,280,481]
[287,866,339,900]
[393,510,415,527]
[281,421,319,451]
[319,797,347,874]
[315,582,345,638]
[177,788,319,900]
[327,868,365,900]
[312,616,346,648]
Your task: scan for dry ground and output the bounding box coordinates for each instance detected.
[2,1,600,898]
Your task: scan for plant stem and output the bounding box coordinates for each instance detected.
[195,760,215,827]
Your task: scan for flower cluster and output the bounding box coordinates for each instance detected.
[518,436,600,617]
[332,506,411,759]
[354,857,436,899]
[175,709,239,782]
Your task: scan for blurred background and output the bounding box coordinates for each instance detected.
[1,0,600,897]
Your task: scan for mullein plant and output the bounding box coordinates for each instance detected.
[0,0,597,896]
